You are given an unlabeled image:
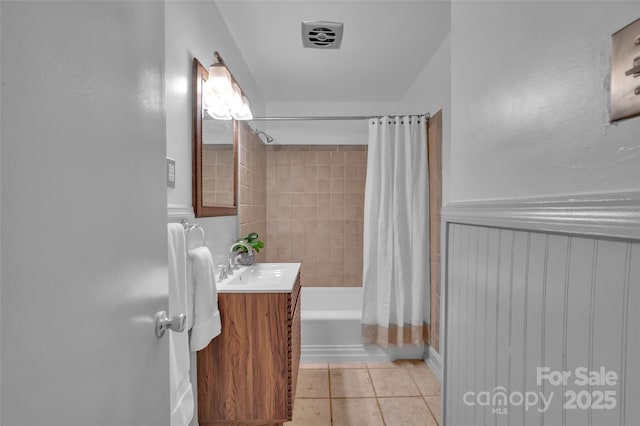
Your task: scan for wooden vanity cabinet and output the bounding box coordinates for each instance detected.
[197,273,301,426]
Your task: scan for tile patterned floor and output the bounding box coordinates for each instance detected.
[285,360,441,426]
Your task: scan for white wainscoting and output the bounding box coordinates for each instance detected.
[442,192,640,426]
[167,203,195,222]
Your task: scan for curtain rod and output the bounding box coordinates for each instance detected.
[250,113,430,122]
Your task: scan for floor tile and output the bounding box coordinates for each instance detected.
[329,362,367,369]
[284,398,331,426]
[378,397,438,426]
[331,398,384,426]
[369,368,421,396]
[330,369,376,397]
[296,369,330,398]
[410,367,441,396]
[425,395,441,424]
[300,362,329,369]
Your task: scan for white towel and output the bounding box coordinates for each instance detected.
[188,246,222,351]
[167,224,195,426]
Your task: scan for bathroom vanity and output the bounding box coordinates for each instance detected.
[197,263,301,426]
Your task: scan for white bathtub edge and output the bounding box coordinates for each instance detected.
[423,345,443,382]
[301,344,425,363]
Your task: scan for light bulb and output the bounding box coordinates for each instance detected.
[206,106,232,120]
[231,94,253,120]
[205,94,232,120]
[207,63,233,96]
[229,82,244,110]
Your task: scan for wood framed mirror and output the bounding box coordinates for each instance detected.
[192,58,238,217]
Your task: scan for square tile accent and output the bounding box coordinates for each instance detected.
[369,368,421,397]
[378,397,438,426]
[284,398,331,426]
[410,366,441,396]
[290,360,441,426]
[296,369,330,398]
[331,398,384,426]
[265,147,366,287]
[330,369,376,397]
[237,123,267,263]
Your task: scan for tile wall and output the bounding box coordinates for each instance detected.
[237,123,267,262]
[202,144,234,206]
[266,146,367,287]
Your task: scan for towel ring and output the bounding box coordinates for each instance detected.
[181,219,206,247]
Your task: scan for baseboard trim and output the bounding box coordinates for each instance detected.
[301,344,425,363]
[424,345,442,382]
[442,190,640,240]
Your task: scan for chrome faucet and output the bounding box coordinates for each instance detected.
[228,241,254,271]
[217,264,229,281]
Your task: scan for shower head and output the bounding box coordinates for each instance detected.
[253,129,274,144]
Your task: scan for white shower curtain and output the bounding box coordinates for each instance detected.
[362,115,429,346]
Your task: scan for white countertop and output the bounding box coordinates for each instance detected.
[216,262,301,293]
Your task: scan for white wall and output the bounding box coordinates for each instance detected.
[164,3,266,424]
[443,2,640,425]
[450,1,640,202]
[260,4,451,148]
[403,34,451,204]
[165,0,266,267]
[261,37,451,148]
[166,0,264,208]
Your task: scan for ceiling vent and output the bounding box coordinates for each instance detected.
[301,21,343,49]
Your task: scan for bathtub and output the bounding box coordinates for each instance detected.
[300,287,425,363]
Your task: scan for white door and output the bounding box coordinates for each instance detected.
[1,2,170,425]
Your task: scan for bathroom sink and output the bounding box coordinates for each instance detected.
[216,262,301,293]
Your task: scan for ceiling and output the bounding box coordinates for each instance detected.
[215,1,450,103]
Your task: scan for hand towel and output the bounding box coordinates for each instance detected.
[188,246,222,351]
[186,254,195,331]
[167,223,195,426]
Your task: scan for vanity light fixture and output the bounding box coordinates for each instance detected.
[204,51,253,121]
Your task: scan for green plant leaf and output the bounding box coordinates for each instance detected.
[235,231,264,253]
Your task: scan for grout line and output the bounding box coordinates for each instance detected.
[407,363,428,397]
[366,367,387,426]
[376,395,433,399]
[421,395,439,426]
[367,367,380,398]
[294,396,331,399]
[424,395,441,426]
[320,362,440,425]
[330,396,386,399]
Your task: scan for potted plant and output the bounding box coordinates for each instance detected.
[233,232,264,266]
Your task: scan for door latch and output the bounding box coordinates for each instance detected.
[154,311,186,338]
